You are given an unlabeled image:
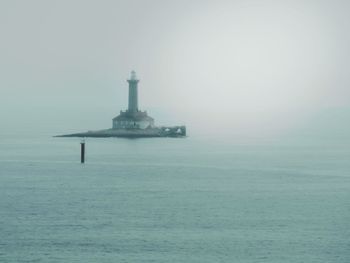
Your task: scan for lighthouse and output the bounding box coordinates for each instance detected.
[57,70,187,137]
[112,71,155,129]
[128,70,139,112]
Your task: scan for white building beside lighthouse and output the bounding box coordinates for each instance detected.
[112,71,155,129]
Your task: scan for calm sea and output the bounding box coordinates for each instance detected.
[0,133,349,262]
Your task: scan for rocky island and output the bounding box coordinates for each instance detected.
[57,71,186,138]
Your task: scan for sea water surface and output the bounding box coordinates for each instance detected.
[0,133,349,262]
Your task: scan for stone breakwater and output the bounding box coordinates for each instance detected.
[56,126,186,138]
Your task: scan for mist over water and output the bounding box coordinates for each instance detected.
[1,1,350,262]
[1,0,350,139]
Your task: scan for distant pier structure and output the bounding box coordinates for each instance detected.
[112,71,155,129]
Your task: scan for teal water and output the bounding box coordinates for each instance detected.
[0,135,349,262]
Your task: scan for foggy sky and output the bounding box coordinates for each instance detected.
[1,0,350,136]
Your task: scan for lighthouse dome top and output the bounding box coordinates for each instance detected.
[130,70,138,81]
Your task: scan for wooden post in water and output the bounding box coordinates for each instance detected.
[80,139,85,163]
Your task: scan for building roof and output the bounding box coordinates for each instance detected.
[113,111,154,122]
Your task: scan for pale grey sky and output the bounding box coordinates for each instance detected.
[1,0,349,136]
